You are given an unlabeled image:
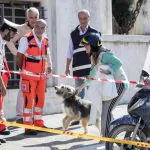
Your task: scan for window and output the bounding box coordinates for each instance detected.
[0,1,45,89]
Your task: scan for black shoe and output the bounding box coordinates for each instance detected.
[0,129,10,135]
[0,139,6,143]
[16,118,23,124]
[70,121,80,126]
[24,129,38,135]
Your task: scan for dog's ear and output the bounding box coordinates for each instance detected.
[54,86,59,90]
[61,84,65,89]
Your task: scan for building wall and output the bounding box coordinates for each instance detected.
[55,0,112,85]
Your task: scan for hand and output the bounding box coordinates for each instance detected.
[76,84,85,95]
[0,85,6,96]
[47,67,52,74]
[100,69,110,75]
[65,68,70,76]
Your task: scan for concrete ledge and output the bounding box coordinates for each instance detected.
[102,34,150,43]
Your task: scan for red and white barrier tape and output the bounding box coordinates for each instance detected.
[0,69,150,86]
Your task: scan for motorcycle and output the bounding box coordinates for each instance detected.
[106,70,150,150]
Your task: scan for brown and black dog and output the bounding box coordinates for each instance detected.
[55,84,100,133]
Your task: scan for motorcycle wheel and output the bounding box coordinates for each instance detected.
[105,125,148,150]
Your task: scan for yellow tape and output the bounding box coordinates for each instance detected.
[0,121,150,148]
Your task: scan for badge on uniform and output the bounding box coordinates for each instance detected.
[21,80,30,93]
[30,42,36,45]
[29,42,37,48]
[21,84,26,92]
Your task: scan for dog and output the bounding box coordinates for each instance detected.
[54,84,100,134]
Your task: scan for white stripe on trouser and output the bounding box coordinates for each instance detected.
[24,108,32,114]
[0,110,4,116]
[72,64,91,72]
[73,47,85,54]
[34,107,43,112]
[24,116,33,122]
[0,110,6,121]
[34,115,42,120]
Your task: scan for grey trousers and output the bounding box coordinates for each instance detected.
[101,83,127,137]
[16,89,24,119]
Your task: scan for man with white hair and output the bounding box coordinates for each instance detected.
[7,7,52,124]
[17,19,52,135]
[65,9,100,125]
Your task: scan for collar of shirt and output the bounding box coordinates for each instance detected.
[78,25,89,35]
[32,29,45,49]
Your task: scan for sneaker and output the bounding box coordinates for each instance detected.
[24,129,38,135]
[16,118,23,124]
[0,139,6,143]
[0,128,10,135]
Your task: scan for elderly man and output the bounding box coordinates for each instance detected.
[7,7,51,124]
[0,19,18,143]
[65,9,100,125]
[17,19,52,135]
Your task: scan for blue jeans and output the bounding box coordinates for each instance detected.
[75,79,85,99]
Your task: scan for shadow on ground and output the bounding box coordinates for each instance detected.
[23,138,97,150]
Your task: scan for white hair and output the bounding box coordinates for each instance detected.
[26,7,39,19]
[78,9,90,18]
[35,19,47,26]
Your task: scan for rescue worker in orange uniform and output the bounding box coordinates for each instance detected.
[7,7,40,124]
[17,19,52,135]
[0,19,18,143]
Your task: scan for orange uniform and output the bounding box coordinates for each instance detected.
[21,31,48,127]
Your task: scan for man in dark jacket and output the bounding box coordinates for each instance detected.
[65,9,100,125]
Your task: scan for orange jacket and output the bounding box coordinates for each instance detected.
[22,32,48,79]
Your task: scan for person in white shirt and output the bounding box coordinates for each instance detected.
[0,18,18,144]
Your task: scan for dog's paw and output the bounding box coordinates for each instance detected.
[62,127,68,131]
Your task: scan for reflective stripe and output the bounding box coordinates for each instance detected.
[73,47,85,54]
[22,69,46,76]
[0,117,6,121]
[24,116,33,122]
[25,52,47,60]
[23,113,32,117]
[24,108,32,114]
[34,115,42,120]
[0,110,4,116]
[34,107,43,112]
[72,64,91,72]
[34,112,43,115]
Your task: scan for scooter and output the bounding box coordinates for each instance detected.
[106,70,150,150]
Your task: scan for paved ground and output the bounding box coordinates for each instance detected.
[0,105,127,150]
